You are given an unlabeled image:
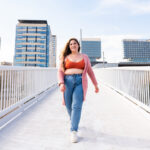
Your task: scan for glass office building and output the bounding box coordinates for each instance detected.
[123,39,150,62]
[14,20,51,67]
[81,38,101,63]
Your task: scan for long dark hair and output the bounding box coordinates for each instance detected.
[59,38,80,71]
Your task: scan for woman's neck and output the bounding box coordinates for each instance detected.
[71,52,80,55]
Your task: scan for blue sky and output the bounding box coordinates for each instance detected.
[0,0,150,63]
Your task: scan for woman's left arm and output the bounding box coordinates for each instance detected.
[87,57,99,93]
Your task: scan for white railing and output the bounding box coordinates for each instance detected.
[0,66,58,128]
[95,67,150,112]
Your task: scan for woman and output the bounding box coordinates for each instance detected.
[57,38,99,143]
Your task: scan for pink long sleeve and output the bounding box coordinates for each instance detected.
[87,57,98,86]
[57,68,65,85]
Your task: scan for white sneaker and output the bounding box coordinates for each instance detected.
[70,131,78,143]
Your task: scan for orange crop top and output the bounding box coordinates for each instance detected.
[65,57,85,69]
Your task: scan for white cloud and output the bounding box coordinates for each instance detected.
[100,0,124,6]
[129,1,150,14]
[89,0,150,16]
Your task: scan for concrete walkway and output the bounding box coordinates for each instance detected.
[0,80,150,150]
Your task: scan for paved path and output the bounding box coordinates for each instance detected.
[0,80,150,150]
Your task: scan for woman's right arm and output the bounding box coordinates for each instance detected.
[57,59,66,92]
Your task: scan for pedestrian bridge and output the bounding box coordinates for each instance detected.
[0,67,150,150]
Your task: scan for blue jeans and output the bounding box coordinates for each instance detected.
[64,74,83,132]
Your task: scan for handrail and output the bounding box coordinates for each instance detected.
[95,67,150,112]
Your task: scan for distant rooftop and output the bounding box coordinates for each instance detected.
[18,20,48,24]
[82,38,101,41]
[123,39,150,42]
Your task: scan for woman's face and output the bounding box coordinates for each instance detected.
[69,40,79,53]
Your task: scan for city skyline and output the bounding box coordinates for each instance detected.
[0,0,150,65]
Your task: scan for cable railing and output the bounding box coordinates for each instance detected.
[0,66,57,128]
[95,67,150,113]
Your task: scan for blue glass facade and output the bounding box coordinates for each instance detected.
[14,20,51,67]
[81,39,101,62]
[123,40,150,62]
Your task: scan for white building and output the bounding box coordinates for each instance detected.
[49,35,57,67]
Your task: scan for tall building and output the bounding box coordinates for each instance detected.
[123,39,150,62]
[81,38,101,64]
[14,20,51,67]
[49,35,57,67]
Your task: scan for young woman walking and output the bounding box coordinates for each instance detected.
[57,38,99,143]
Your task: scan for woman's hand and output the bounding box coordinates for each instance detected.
[60,83,66,92]
[95,85,99,93]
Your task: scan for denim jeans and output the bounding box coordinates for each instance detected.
[64,74,83,132]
